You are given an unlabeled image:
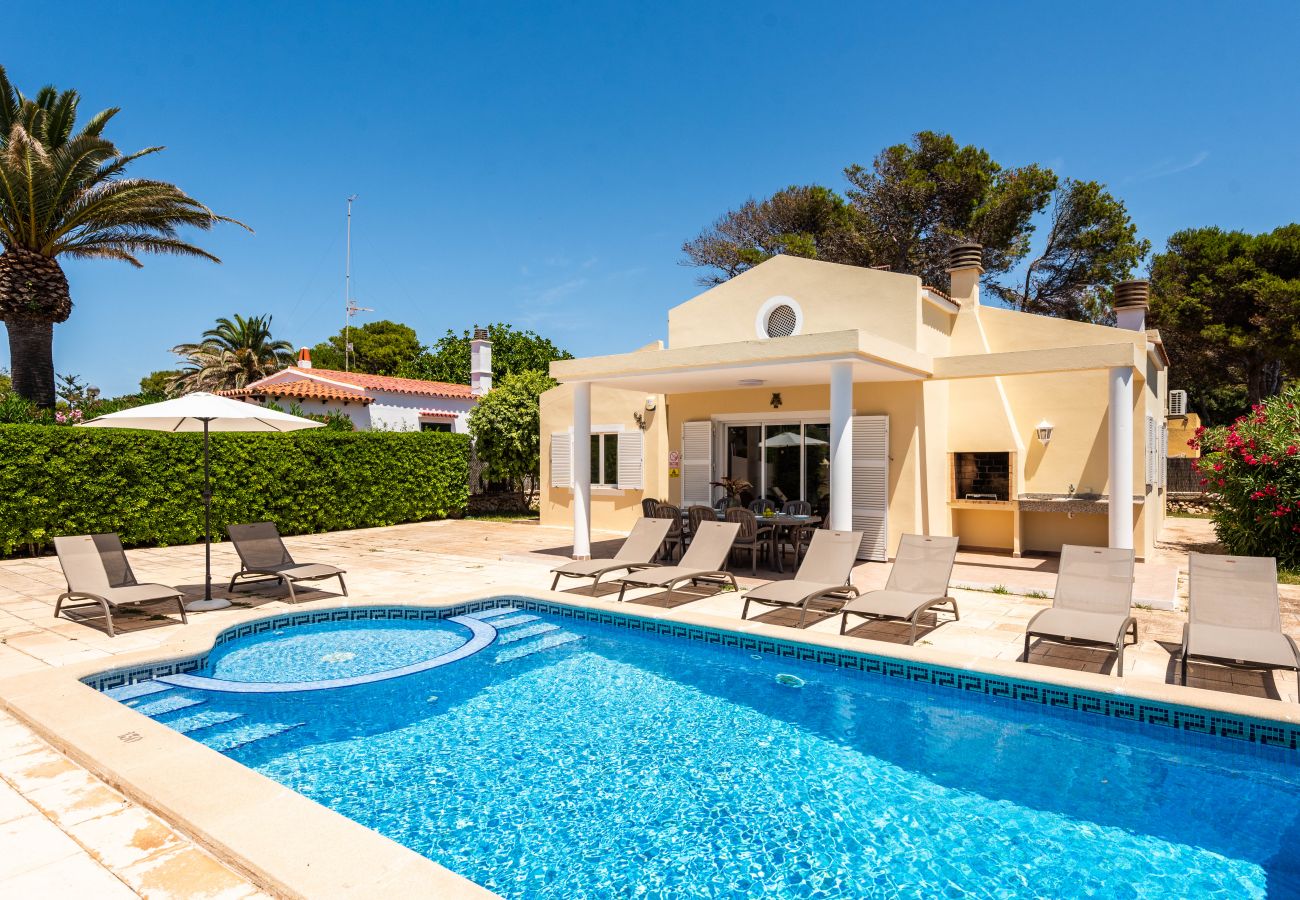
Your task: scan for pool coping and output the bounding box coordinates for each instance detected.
[2,586,1298,899]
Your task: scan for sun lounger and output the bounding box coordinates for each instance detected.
[614,520,740,601]
[550,517,673,591]
[838,534,960,644]
[1023,544,1136,676]
[741,530,862,627]
[226,522,347,602]
[1180,553,1299,693]
[53,534,187,637]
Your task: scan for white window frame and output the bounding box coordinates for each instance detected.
[589,423,626,494]
[712,411,838,504]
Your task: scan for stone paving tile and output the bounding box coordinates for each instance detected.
[0,516,1296,896]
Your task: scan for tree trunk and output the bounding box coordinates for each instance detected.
[4,318,57,408]
[0,248,73,409]
[1245,359,1284,407]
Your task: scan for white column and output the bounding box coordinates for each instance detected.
[1108,366,1133,550]
[829,362,853,531]
[572,382,592,559]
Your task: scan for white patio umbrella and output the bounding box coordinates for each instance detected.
[79,392,323,611]
[760,431,827,448]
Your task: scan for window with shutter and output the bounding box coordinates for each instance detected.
[550,432,572,488]
[851,416,889,561]
[617,431,643,489]
[681,421,714,507]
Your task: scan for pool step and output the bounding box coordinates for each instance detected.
[129,692,206,718]
[496,623,561,645]
[158,708,244,735]
[203,720,305,753]
[105,681,171,702]
[462,607,525,622]
[494,631,582,664]
[487,614,541,630]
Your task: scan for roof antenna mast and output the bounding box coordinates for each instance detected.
[343,194,373,372]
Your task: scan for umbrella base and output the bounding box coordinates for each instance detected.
[184,598,233,612]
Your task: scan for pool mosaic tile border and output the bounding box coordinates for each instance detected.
[82,597,1300,754]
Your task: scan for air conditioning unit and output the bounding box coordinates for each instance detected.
[1168,390,1188,416]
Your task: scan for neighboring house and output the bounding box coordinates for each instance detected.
[224,330,494,432]
[540,246,1171,561]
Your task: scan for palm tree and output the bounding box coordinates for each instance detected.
[0,65,248,407]
[170,314,293,394]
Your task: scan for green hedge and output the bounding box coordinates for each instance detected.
[0,426,470,556]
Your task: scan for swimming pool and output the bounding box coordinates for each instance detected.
[94,601,1300,899]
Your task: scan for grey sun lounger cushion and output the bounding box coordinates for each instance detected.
[839,535,960,644]
[1181,554,1299,688]
[1024,544,1136,676]
[227,522,347,602]
[741,530,863,627]
[550,517,673,590]
[615,521,741,600]
[53,534,187,638]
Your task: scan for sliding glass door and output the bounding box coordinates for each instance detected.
[724,420,830,513]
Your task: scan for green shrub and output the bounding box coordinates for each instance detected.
[0,426,469,556]
[1191,383,1300,569]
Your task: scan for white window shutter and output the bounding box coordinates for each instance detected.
[617,431,643,489]
[550,432,572,488]
[1159,421,1168,489]
[1145,415,1157,486]
[851,415,889,561]
[681,421,713,507]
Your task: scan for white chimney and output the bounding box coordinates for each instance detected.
[1113,280,1149,332]
[470,327,492,396]
[297,347,312,369]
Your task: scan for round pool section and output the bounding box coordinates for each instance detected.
[155,610,498,693]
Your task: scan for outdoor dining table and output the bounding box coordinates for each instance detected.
[682,509,822,574]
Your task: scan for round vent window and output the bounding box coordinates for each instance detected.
[765,304,798,337]
[755,296,803,339]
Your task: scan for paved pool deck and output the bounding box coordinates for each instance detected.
[0,515,1295,897]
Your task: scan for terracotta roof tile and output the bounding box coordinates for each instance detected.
[253,367,476,400]
[221,378,373,405]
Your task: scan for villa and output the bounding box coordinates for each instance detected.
[540,244,1170,562]
[220,329,495,432]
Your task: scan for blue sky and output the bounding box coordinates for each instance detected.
[5,1,1299,395]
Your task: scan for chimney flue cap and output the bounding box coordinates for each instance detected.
[946,242,984,273]
[1113,280,1150,310]
[472,327,489,340]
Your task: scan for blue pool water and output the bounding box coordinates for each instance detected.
[106,606,1300,898]
[199,618,467,683]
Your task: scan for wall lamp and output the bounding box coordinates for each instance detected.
[1035,420,1054,445]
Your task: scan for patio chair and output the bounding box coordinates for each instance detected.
[782,500,812,516]
[725,507,773,575]
[641,497,660,518]
[614,521,740,602]
[1022,545,1136,676]
[550,517,673,592]
[713,496,730,514]
[839,535,960,644]
[1179,553,1300,693]
[227,522,348,603]
[53,534,187,638]
[653,503,686,561]
[687,505,717,542]
[741,529,862,627]
[749,498,776,515]
[778,500,814,565]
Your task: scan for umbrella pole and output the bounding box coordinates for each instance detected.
[204,419,212,600]
[186,418,232,612]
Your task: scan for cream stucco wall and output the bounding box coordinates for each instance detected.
[668,256,922,351]
[539,254,1167,558]
[539,384,668,532]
